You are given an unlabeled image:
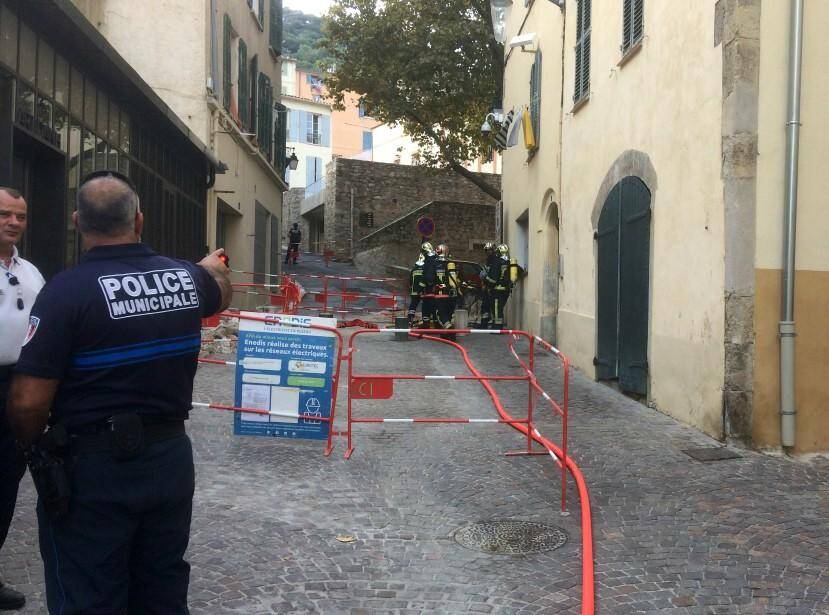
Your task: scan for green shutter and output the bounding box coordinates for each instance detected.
[257,74,273,159]
[274,102,287,177]
[222,14,232,110]
[238,39,248,127]
[269,0,283,53]
[250,55,258,135]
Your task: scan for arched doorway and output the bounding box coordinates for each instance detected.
[540,193,559,344]
[595,176,651,395]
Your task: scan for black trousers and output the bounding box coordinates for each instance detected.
[40,435,195,614]
[434,295,456,329]
[0,367,26,557]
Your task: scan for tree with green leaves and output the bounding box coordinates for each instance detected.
[321,0,504,200]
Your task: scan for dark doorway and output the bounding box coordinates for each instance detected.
[11,127,66,279]
[595,176,651,395]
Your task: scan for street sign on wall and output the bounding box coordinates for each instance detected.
[234,312,337,440]
[416,216,435,237]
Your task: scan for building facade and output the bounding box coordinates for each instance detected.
[0,0,217,280]
[498,0,828,453]
[73,0,288,294]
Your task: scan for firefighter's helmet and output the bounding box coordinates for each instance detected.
[436,244,448,257]
[497,243,509,256]
[484,241,495,252]
[420,242,434,255]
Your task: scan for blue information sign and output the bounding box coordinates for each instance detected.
[233,313,337,440]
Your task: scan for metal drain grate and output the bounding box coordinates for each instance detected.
[454,520,567,555]
[682,447,742,462]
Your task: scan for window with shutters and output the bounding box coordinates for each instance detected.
[269,0,283,56]
[238,40,248,127]
[574,0,591,105]
[306,113,321,145]
[362,131,373,152]
[622,0,644,55]
[529,50,542,152]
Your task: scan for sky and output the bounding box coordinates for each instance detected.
[283,0,334,16]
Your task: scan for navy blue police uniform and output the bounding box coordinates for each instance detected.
[15,243,220,614]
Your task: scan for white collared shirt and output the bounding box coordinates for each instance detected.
[0,246,45,366]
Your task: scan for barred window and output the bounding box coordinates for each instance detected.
[574,0,591,104]
[529,50,542,150]
[622,0,644,54]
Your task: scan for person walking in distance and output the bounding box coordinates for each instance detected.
[7,171,232,614]
[285,223,302,265]
[0,187,44,610]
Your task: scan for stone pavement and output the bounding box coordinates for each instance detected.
[1,256,828,614]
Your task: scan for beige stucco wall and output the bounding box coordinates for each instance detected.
[753,1,829,452]
[73,0,211,143]
[501,0,726,436]
[74,0,286,300]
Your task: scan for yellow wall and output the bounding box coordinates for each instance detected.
[501,0,726,436]
[753,1,829,452]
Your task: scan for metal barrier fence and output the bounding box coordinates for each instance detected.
[195,316,594,615]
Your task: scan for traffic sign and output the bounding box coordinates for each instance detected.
[416,216,435,237]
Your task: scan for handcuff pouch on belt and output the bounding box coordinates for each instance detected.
[25,425,71,521]
[108,413,144,461]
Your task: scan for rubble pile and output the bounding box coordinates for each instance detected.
[200,316,239,355]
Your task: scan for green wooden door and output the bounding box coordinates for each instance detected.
[595,177,651,394]
[618,176,651,395]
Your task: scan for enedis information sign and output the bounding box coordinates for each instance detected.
[234,312,337,440]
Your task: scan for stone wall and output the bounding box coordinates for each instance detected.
[356,201,497,270]
[323,158,500,260]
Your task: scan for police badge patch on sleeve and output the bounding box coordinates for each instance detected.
[23,315,40,346]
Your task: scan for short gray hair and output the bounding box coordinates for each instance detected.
[77,176,140,236]
[0,186,23,200]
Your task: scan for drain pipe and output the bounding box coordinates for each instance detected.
[780,0,804,449]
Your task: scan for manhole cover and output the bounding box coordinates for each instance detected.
[454,520,567,555]
[682,447,742,462]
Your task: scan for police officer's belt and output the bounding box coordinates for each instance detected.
[69,418,184,457]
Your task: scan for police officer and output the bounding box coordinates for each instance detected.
[0,187,44,610]
[489,243,513,329]
[407,251,426,325]
[479,242,498,329]
[418,242,436,328]
[7,171,231,614]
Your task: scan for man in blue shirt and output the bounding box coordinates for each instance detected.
[7,171,231,614]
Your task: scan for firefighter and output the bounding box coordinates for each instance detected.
[480,242,498,329]
[490,243,513,329]
[426,244,458,331]
[418,242,436,328]
[407,252,426,325]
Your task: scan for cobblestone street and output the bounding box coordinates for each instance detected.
[2,257,828,614]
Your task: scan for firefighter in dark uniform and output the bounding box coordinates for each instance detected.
[7,171,232,614]
[418,242,436,327]
[407,252,426,325]
[425,244,459,330]
[480,242,498,329]
[487,243,513,330]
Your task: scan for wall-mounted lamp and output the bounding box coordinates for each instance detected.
[286,148,299,171]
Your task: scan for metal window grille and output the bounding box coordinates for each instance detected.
[622,0,644,54]
[574,0,591,104]
[529,50,542,149]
